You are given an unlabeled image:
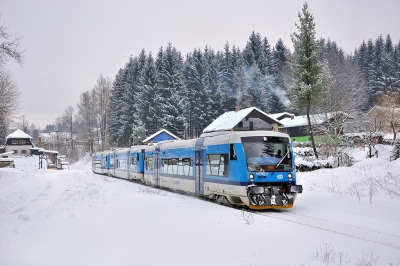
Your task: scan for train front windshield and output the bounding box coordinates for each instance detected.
[242,136,292,172]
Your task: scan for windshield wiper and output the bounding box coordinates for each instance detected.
[276,150,290,168]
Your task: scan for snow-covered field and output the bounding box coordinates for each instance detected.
[1,151,400,266]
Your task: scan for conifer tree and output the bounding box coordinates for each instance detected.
[290,2,331,158]
[204,46,223,120]
[391,138,400,161]
[135,52,160,134]
[183,48,208,138]
[218,42,237,111]
[158,43,186,137]
[108,68,128,146]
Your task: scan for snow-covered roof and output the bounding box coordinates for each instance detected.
[268,112,294,121]
[279,112,351,128]
[6,129,32,139]
[203,107,282,133]
[142,129,181,143]
[279,116,308,127]
[368,106,400,115]
[0,151,14,156]
[39,132,73,142]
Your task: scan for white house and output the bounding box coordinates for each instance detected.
[4,129,34,156]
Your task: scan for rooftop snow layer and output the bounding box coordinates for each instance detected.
[6,129,32,139]
[203,107,282,133]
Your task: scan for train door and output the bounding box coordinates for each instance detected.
[127,150,130,179]
[195,138,205,194]
[155,143,161,186]
[112,152,116,176]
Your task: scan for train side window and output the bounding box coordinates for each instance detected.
[131,156,137,170]
[206,154,228,177]
[230,144,237,160]
[171,158,178,174]
[146,157,154,171]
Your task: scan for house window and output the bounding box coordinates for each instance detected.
[21,150,27,154]
[13,150,18,155]
[12,140,18,144]
[19,140,25,144]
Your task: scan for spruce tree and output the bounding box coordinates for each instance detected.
[136,52,160,134]
[290,2,330,159]
[158,43,186,137]
[183,48,206,138]
[391,138,400,161]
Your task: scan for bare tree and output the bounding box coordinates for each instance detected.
[62,105,75,151]
[92,74,111,150]
[0,15,24,65]
[15,114,29,132]
[0,65,20,137]
[375,90,400,141]
[0,16,23,143]
[28,123,40,144]
[361,109,385,158]
[313,53,368,157]
[76,90,97,153]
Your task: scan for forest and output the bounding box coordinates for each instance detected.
[102,32,399,146]
[2,4,400,159]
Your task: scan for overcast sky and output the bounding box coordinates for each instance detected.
[2,0,400,129]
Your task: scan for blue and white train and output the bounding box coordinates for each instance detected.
[92,130,302,210]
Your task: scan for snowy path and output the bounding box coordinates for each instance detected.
[1,156,400,266]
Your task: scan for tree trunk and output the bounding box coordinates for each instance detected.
[306,96,319,159]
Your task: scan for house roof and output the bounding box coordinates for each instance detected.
[6,129,32,139]
[142,129,181,143]
[367,106,400,115]
[203,107,283,133]
[268,112,294,121]
[279,112,352,128]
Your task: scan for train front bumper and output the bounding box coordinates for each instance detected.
[247,184,303,210]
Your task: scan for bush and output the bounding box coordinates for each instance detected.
[390,138,400,161]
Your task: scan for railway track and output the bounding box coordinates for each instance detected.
[105,175,400,250]
[253,209,400,250]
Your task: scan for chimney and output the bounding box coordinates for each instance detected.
[235,106,240,112]
[291,114,294,120]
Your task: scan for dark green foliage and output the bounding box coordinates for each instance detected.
[106,17,398,145]
[354,34,400,107]
[391,138,400,161]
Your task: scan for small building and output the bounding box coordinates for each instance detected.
[142,129,181,145]
[273,112,352,142]
[203,107,283,134]
[0,151,15,168]
[4,129,34,156]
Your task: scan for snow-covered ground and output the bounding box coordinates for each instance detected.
[1,151,400,266]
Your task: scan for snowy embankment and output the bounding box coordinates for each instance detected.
[1,155,400,266]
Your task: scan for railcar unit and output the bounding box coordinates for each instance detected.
[92,130,302,210]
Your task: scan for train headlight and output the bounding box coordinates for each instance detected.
[288,173,293,181]
[249,174,254,182]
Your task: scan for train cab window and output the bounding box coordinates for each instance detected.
[146,157,154,171]
[206,154,228,177]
